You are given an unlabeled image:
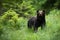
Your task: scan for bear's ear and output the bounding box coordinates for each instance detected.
[43,10,45,13]
[37,9,40,13]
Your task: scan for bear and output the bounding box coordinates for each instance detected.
[27,9,46,32]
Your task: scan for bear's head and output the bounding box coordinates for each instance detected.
[37,10,45,17]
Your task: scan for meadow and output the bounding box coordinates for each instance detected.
[0,0,60,40]
[0,9,60,40]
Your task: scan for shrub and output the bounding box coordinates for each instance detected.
[0,9,19,29]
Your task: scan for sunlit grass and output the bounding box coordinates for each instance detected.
[0,9,60,40]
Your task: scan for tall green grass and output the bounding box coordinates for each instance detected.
[0,9,60,40]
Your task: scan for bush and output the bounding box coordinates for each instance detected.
[0,9,19,29]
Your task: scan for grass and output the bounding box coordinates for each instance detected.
[0,9,60,40]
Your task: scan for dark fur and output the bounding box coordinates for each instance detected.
[28,10,46,32]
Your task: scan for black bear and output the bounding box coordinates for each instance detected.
[28,9,46,32]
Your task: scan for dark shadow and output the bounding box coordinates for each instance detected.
[41,0,56,15]
[56,0,60,10]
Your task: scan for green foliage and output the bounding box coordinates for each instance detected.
[0,9,19,29]
[2,0,36,18]
[0,9,60,40]
[0,0,60,40]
